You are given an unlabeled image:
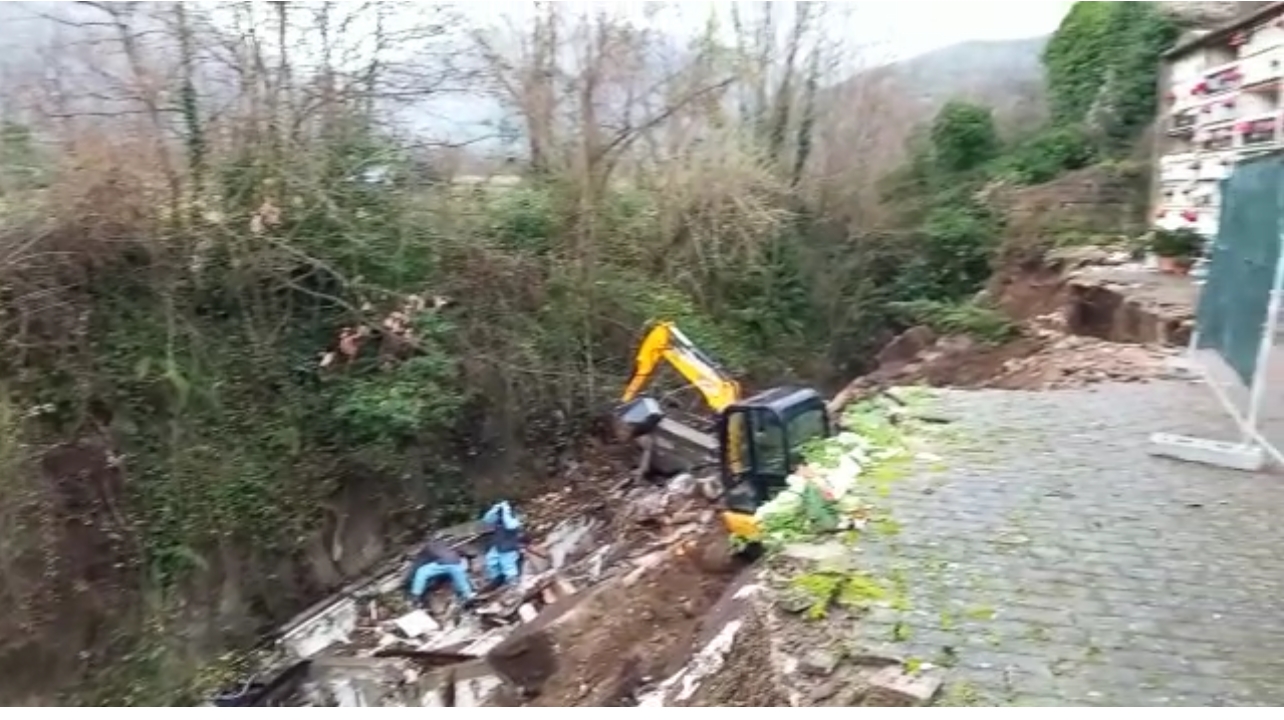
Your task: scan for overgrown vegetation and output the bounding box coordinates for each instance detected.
[889,300,1020,345]
[1043,2,1179,151]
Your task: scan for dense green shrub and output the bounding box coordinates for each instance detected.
[888,299,1020,344]
[930,101,1000,173]
[999,124,1097,185]
[1043,2,1178,150]
[1149,227,1203,258]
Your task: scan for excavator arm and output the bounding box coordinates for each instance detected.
[620,321,742,411]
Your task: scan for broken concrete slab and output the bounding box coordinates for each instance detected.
[307,655,424,707]
[864,666,942,706]
[423,615,488,652]
[392,610,440,638]
[419,660,506,707]
[281,597,359,659]
[543,516,599,569]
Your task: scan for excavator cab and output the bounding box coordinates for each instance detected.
[718,387,831,538]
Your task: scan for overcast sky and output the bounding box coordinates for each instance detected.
[0,1,1076,147]
[425,1,1074,144]
[458,1,1074,64]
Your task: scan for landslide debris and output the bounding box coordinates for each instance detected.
[230,245,1196,709]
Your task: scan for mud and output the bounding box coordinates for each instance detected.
[679,608,787,707]
[520,526,746,706]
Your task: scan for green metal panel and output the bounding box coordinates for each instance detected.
[1196,154,1282,387]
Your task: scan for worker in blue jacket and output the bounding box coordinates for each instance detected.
[404,538,476,608]
[481,500,528,591]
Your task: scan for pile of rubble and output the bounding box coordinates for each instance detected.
[834,304,1181,402]
[224,474,731,707]
[257,517,601,706]
[984,310,1181,390]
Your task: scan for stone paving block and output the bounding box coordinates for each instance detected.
[844,382,1284,706]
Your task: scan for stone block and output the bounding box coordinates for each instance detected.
[864,666,942,706]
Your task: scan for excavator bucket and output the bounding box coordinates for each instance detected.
[721,510,762,542]
[614,396,665,438]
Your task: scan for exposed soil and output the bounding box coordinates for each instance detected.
[829,246,1188,415]
[512,526,744,707]
[0,437,136,704]
[658,569,791,707]
[680,608,787,707]
[1063,266,1195,346]
[990,242,1196,343]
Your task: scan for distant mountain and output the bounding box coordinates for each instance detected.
[812,36,1049,189]
[865,36,1050,133]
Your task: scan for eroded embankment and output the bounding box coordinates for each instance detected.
[990,246,1195,348]
[829,247,1190,407]
[504,525,748,706]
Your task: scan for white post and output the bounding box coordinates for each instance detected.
[1182,236,1206,370]
[1244,234,1284,441]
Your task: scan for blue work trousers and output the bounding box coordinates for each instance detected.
[410,560,475,601]
[484,546,521,585]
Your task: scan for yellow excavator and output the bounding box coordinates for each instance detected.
[615,321,833,539]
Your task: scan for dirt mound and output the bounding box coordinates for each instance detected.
[517,527,744,706]
[676,606,787,707]
[833,249,1186,406]
[834,318,1177,406]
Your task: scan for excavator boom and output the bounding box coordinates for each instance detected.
[620,321,741,412]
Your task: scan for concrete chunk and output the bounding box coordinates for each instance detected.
[281,598,358,659]
[799,649,840,677]
[865,666,942,706]
[1148,432,1265,472]
[392,609,440,638]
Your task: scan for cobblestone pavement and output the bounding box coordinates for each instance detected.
[852,381,1284,707]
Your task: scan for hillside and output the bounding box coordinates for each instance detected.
[814,36,1050,214]
[877,36,1049,128]
[830,35,1050,142]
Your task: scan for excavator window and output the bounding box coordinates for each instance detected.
[785,406,829,459]
[718,389,833,514]
[749,409,788,476]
